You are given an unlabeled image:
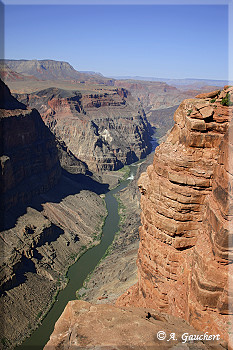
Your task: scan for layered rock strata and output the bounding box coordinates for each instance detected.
[0,80,107,348]
[15,87,152,172]
[114,79,216,111]
[77,156,154,305]
[117,86,233,343]
[0,109,61,213]
[45,88,232,350]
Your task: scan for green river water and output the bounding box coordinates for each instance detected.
[16,161,141,350]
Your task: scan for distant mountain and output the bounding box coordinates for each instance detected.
[0,62,38,82]
[112,76,230,89]
[79,71,104,77]
[1,59,114,84]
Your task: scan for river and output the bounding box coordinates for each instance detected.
[16,161,142,349]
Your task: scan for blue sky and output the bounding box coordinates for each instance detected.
[4,4,229,80]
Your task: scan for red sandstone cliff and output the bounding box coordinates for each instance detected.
[45,87,232,349]
[117,86,233,344]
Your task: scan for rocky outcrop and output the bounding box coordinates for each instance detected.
[56,139,89,175]
[15,86,152,172]
[45,300,226,350]
[188,118,233,338]
[117,86,233,343]
[0,79,27,110]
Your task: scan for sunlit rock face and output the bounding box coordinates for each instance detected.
[15,87,152,172]
[44,300,225,350]
[117,86,233,343]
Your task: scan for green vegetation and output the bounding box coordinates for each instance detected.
[187,109,193,116]
[117,165,131,182]
[115,193,127,226]
[210,98,216,103]
[221,92,233,106]
[92,213,106,241]
[1,338,10,346]
[36,311,42,320]
[77,290,86,299]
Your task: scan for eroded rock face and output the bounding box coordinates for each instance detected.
[15,87,152,172]
[45,88,231,350]
[117,87,233,343]
[45,300,225,350]
[0,80,107,348]
[0,80,61,213]
[114,79,213,111]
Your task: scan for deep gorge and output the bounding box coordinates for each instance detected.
[1,68,232,350]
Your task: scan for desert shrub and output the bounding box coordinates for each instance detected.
[221,92,233,106]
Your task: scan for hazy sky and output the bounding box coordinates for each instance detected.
[4,4,229,80]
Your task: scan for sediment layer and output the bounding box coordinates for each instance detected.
[15,87,152,172]
[117,86,233,343]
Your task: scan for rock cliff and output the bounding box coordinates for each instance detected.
[15,86,152,172]
[45,88,231,350]
[0,80,107,349]
[117,86,233,344]
[44,300,226,350]
[114,79,211,111]
[0,83,61,213]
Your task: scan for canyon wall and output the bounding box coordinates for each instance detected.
[45,88,231,350]
[0,83,61,213]
[117,87,233,343]
[15,87,152,173]
[0,80,107,349]
[113,79,215,111]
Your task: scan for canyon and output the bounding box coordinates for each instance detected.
[76,155,154,305]
[46,86,232,349]
[14,86,152,173]
[2,59,220,146]
[1,58,232,349]
[0,71,155,349]
[0,79,109,348]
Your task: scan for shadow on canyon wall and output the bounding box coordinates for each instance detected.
[2,170,109,232]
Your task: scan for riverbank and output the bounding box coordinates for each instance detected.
[14,162,139,349]
[8,183,107,350]
[15,208,107,348]
[77,152,154,304]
